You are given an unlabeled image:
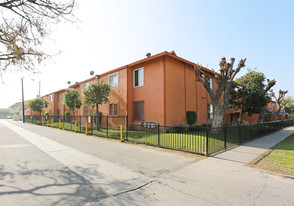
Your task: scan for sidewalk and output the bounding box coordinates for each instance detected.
[213,126,294,164]
[92,127,294,206]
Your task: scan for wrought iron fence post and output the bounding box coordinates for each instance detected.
[238,124,241,145]
[126,116,128,141]
[106,116,109,138]
[157,123,160,146]
[224,126,227,150]
[205,127,209,156]
[250,123,252,139]
[91,116,93,135]
[80,116,81,133]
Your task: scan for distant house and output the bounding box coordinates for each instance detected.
[0,108,12,119]
[266,100,287,120]
[10,101,28,121]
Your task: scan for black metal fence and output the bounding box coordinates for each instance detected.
[127,120,294,156]
[25,115,294,156]
[25,115,127,140]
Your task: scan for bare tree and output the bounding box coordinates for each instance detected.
[0,0,75,74]
[271,89,288,121]
[194,57,246,132]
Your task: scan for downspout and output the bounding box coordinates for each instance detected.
[126,65,129,119]
[163,56,166,126]
[184,63,187,124]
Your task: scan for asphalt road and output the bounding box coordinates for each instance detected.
[1,119,294,206]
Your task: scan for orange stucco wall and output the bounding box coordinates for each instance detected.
[225,109,260,124]
[165,56,215,126]
[43,94,54,115]
[127,57,164,124]
[67,68,128,121]
[266,101,278,112]
[99,69,128,116]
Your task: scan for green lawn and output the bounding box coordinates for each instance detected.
[256,134,294,176]
[28,120,274,155]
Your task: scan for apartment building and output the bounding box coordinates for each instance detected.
[26,51,221,126]
[63,51,216,126]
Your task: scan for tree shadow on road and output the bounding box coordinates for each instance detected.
[0,164,108,206]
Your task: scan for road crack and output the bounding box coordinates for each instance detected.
[252,174,268,206]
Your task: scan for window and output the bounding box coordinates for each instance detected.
[84,106,90,116]
[58,94,60,102]
[109,103,119,116]
[133,101,144,121]
[109,73,119,87]
[84,83,89,90]
[49,95,52,102]
[57,109,60,116]
[209,77,213,90]
[134,67,144,87]
[208,104,213,120]
[272,103,276,108]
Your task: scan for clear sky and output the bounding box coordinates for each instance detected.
[0,0,293,108]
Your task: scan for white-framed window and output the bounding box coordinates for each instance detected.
[209,77,213,90]
[109,103,119,116]
[134,67,144,87]
[58,94,61,102]
[84,83,89,90]
[208,104,213,120]
[49,95,52,102]
[109,73,119,87]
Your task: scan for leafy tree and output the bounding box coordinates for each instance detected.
[194,57,246,133]
[63,90,82,120]
[271,89,288,120]
[0,0,75,74]
[83,82,111,129]
[282,96,294,115]
[28,98,48,115]
[230,70,272,124]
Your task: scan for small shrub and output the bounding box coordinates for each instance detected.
[186,111,197,126]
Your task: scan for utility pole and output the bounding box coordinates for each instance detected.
[39,81,41,98]
[21,78,25,123]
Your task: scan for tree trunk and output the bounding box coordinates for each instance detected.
[96,104,100,130]
[258,107,266,123]
[274,109,280,121]
[211,105,225,134]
